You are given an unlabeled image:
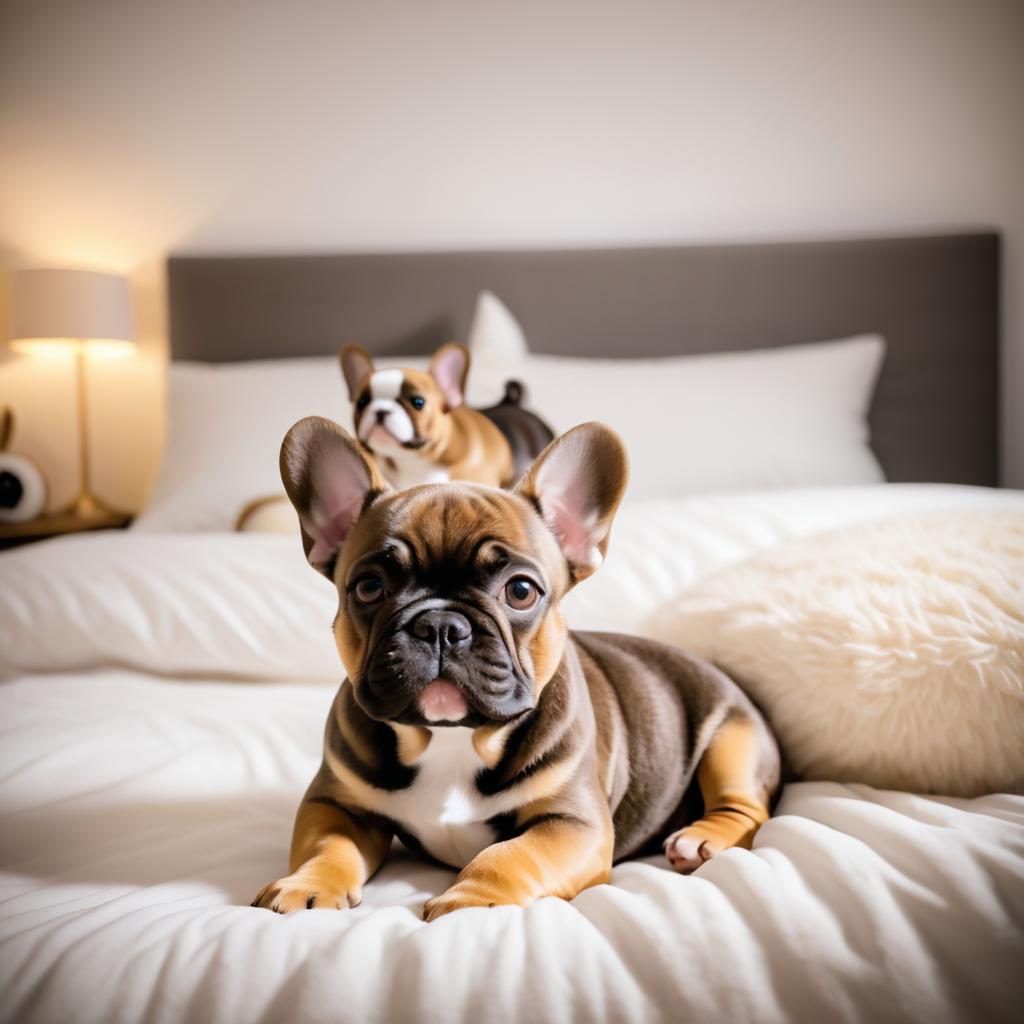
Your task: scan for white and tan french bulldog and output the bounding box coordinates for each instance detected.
[252,418,780,921]
[341,343,552,490]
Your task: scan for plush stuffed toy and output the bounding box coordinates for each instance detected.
[0,408,47,523]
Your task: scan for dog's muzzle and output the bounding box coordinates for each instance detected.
[355,601,535,726]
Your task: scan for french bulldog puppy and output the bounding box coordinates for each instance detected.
[253,419,779,920]
[342,342,546,490]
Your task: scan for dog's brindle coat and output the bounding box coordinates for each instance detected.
[253,419,779,921]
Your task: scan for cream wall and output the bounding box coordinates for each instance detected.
[1,0,1022,508]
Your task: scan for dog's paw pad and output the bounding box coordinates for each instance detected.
[663,831,715,874]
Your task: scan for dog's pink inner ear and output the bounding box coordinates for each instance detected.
[534,461,606,572]
[429,347,466,409]
[304,460,372,566]
[307,493,363,566]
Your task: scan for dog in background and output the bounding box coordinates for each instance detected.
[252,418,780,920]
[341,342,553,490]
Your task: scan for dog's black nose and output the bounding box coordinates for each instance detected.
[410,609,472,651]
[376,409,388,423]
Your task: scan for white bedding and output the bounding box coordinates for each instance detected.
[2,484,1023,1024]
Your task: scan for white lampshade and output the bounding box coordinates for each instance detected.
[9,268,134,346]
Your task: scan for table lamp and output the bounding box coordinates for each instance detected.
[8,268,135,519]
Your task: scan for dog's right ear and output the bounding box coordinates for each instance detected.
[429,342,470,410]
[280,416,390,575]
[340,345,375,401]
[516,422,628,584]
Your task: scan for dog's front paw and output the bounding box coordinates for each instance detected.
[423,881,520,921]
[251,871,362,914]
[663,829,717,874]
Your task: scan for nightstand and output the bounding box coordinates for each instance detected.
[0,510,132,550]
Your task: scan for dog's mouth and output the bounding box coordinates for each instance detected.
[361,424,428,455]
[417,679,468,723]
[363,423,402,449]
[359,656,531,727]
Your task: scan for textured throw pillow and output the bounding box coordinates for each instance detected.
[650,511,1024,796]
[466,292,886,499]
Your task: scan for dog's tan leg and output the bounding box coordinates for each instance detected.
[423,802,614,921]
[251,797,392,913]
[664,714,775,874]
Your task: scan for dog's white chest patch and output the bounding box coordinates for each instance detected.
[384,450,450,490]
[382,727,496,868]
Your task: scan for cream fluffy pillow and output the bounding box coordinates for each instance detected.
[650,511,1024,796]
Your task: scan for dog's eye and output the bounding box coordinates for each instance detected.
[409,395,426,410]
[504,577,539,610]
[356,394,370,410]
[353,575,386,604]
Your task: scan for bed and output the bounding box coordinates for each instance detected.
[1,233,1021,1024]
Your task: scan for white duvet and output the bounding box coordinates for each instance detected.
[2,484,1023,1024]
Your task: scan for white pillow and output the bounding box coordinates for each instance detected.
[133,350,501,533]
[649,510,1024,797]
[467,290,529,374]
[134,357,345,532]
[0,531,338,681]
[467,293,886,499]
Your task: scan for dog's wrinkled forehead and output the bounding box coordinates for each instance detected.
[338,483,565,587]
[354,368,442,404]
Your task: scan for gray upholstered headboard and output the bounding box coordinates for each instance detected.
[167,233,999,486]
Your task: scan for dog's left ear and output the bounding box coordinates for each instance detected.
[340,345,374,401]
[517,422,629,582]
[280,416,391,574]
[429,343,470,410]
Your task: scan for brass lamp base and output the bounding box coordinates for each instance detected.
[62,341,126,523]
[64,490,122,521]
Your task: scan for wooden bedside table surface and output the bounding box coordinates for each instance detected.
[0,510,132,548]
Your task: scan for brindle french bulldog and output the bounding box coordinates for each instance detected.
[252,418,779,921]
